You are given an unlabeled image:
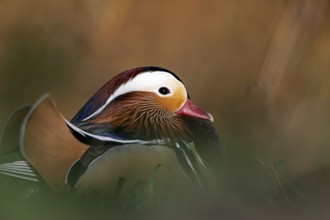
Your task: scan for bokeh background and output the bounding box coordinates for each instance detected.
[0,0,330,219]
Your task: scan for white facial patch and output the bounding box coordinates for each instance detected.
[83,71,187,121]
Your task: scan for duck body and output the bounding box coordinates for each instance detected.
[0,66,220,193]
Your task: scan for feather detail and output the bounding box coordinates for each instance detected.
[90,92,190,142]
[65,119,166,145]
[19,94,88,190]
[0,160,39,182]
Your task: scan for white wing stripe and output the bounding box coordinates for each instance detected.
[0,171,39,182]
[0,160,39,182]
[0,168,36,176]
[65,119,166,145]
[0,166,33,173]
[0,164,32,168]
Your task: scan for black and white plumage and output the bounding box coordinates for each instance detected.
[0,66,221,192]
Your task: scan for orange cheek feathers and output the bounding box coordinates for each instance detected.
[157,88,186,113]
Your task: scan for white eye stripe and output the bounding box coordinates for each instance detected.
[82,71,186,121]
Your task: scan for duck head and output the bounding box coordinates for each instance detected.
[68,66,217,148]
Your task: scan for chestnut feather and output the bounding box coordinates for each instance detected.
[90,92,190,142]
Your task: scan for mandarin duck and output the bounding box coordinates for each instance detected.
[0,66,221,192]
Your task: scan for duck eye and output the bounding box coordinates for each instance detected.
[158,87,171,95]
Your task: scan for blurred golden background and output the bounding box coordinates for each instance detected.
[1,0,330,216]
